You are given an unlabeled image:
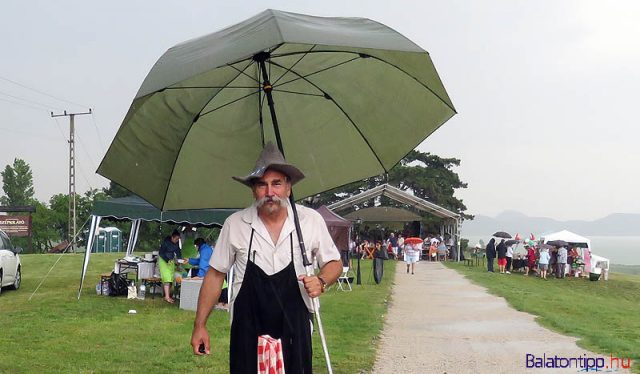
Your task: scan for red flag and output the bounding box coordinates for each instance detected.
[530,233,536,241]
[514,233,521,241]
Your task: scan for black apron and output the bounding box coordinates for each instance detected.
[230,230,313,373]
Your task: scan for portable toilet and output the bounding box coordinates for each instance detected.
[92,230,107,253]
[103,227,122,252]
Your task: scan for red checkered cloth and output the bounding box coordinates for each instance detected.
[257,335,285,374]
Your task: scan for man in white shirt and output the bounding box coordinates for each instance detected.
[190,142,342,373]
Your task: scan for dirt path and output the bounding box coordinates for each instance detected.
[371,261,629,373]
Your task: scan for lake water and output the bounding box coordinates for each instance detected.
[463,235,640,265]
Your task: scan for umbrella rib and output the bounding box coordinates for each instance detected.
[165,86,258,90]
[271,45,317,86]
[160,61,255,209]
[273,56,360,91]
[271,89,325,97]
[199,90,260,118]
[272,50,456,113]
[268,60,388,173]
[227,62,260,84]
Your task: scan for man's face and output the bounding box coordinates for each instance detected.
[171,235,180,244]
[252,169,291,215]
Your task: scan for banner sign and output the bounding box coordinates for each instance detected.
[0,215,32,237]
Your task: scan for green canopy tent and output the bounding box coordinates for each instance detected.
[78,196,236,299]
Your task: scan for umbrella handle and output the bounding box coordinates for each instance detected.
[289,195,312,267]
[306,265,334,374]
[259,56,331,372]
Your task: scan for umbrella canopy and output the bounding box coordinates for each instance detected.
[505,239,519,246]
[404,237,424,246]
[537,243,554,249]
[97,9,456,211]
[492,231,512,239]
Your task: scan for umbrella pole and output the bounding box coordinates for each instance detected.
[257,54,334,374]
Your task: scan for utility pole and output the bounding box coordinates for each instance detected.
[51,109,92,252]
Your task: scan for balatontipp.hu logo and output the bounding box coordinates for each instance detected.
[525,353,632,371]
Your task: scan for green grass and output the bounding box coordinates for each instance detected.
[445,262,639,372]
[0,254,394,373]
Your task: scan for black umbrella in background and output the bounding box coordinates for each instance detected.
[493,231,512,239]
[547,240,568,247]
[505,239,519,246]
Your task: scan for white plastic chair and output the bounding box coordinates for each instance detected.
[336,266,353,292]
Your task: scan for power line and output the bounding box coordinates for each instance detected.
[90,110,107,154]
[0,90,63,112]
[75,133,98,172]
[52,117,68,142]
[0,125,59,142]
[0,96,51,113]
[0,75,89,109]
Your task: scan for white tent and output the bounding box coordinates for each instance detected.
[541,230,610,278]
[541,230,591,249]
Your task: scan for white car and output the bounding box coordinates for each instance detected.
[0,228,22,294]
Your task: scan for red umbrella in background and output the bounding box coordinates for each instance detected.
[514,233,522,241]
[530,233,536,241]
[404,237,424,246]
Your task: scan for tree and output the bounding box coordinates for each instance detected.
[305,150,470,230]
[0,158,35,206]
[29,201,58,252]
[103,181,131,199]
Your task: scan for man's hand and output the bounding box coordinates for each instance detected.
[298,275,324,298]
[191,325,211,355]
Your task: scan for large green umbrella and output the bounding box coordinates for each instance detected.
[97,9,456,372]
[97,9,456,211]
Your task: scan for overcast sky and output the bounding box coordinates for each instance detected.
[2,0,639,221]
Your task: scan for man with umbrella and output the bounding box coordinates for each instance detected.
[190,143,342,373]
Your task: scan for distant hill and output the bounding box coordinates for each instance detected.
[462,211,640,236]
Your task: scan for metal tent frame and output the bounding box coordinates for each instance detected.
[327,184,462,260]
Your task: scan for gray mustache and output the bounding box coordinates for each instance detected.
[256,196,287,208]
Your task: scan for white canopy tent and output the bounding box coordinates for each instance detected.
[541,229,610,276]
[541,230,591,249]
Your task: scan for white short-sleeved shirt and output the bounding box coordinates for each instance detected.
[210,202,341,316]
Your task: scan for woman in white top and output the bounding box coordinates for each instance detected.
[506,244,514,274]
[403,244,419,275]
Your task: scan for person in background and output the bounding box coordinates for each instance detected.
[557,245,568,279]
[389,232,399,260]
[404,243,419,274]
[437,240,448,261]
[548,248,558,277]
[505,242,514,274]
[187,238,213,278]
[568,247,579,276]
[496,239,507,273]
[538,247,550,279]
[158,229,182,303]
[486,238,496,272]
[583,248,592,277]
[525,244,536,276]
[397,234,405,259]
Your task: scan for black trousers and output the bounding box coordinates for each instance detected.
[487,257,495,272]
